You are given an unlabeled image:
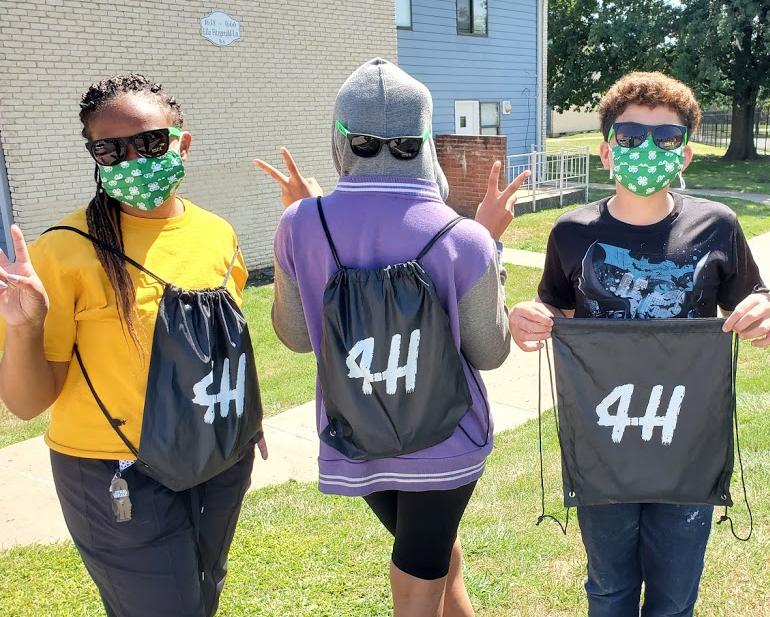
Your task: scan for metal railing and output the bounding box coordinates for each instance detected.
[693,108,770,154]
[506,146,590,209]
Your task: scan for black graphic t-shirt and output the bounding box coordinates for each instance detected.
[539,193,765,318]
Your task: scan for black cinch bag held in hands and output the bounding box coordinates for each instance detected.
[44,226,263,492]
[315,197,481,461]
[537,318,751,539]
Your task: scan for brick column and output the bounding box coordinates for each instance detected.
[435,135,507,216]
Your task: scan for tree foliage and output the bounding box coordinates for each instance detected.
[674,0,770,159]
[548,0,770,159]
[548,0,680,112]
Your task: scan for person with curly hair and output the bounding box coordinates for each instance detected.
[510,72,769,617]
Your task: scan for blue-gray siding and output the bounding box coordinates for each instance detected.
[398,0,539,155]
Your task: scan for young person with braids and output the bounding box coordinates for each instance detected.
[0,74,267,617]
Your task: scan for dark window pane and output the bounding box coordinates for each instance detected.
[457,0,471,33]
[473,0,487,34]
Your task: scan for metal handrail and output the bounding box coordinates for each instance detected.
[506,146,591,210]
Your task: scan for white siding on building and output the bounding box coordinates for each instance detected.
[550,108,600,136]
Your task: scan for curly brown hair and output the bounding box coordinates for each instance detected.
[598,72,701,141]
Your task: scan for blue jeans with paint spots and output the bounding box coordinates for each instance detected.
[577,503,714,617]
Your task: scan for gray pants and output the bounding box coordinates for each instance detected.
[50,447,255,617]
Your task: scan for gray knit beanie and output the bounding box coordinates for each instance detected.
[332,58,449,200]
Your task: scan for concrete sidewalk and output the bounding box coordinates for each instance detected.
[2,231,769,548]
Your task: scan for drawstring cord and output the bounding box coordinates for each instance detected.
[717,334,753,541]
[458,358,491,449]
[536,341,571,535]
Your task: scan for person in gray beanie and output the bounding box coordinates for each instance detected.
[256,58,528,617]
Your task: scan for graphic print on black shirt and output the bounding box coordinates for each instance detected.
[578,242,711,318]
[537,193,765,319]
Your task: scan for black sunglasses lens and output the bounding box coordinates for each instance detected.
[350,135,382,158]
[615,123,646,148]
[388,138,423,160]
[653,125,684,150]
[90,140,124,166]
[134,130,170,158]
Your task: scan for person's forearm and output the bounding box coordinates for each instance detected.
[0,322,58,419]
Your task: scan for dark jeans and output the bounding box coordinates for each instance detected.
[578,503,714,617]
[50,447,255,617]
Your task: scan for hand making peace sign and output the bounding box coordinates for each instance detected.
[0,225,48,327]
[253,148,324,207]
[474,161,531,241]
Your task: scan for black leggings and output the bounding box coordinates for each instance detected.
[363,481,477,580]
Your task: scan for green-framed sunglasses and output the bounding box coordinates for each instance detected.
[86,127,182,166]
[336,120,431,160]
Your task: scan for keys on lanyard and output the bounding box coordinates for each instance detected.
[110,472,132,523]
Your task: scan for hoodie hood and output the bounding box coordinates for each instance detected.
[332,58,449,200]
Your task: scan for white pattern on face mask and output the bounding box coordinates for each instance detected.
[610,136,684,196]
[99,150,186,210]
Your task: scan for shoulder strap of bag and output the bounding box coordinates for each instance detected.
[415,216,465,262]
[222,246,241,287]
[43,226,168,286]
[316,197,343,269]
[72,345,141,460]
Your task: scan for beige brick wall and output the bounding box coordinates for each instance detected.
[0,0,398,270]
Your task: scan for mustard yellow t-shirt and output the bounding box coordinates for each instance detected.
[1,199,248,459]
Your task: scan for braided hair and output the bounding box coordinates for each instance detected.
[79,74,185,348]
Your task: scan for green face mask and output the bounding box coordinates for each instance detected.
[610,134,685,196]
[99,150,186,211]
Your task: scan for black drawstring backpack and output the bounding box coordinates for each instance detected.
[536,318,751,540]
[315,197,483,461]
[45,226,263,492]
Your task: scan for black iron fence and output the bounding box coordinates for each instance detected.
[693,107,770,153]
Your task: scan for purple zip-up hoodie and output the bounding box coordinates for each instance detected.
[273,177,510,496]
[271,59,510,497]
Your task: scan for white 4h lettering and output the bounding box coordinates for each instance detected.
[346,330,420,395]
[595,384,686,445]
[192,353,247,424]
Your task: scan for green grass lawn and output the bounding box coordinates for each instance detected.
[548,132,770,195]
[503,189,614,253]
[240,285,316,418]
[2,269,768,616]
